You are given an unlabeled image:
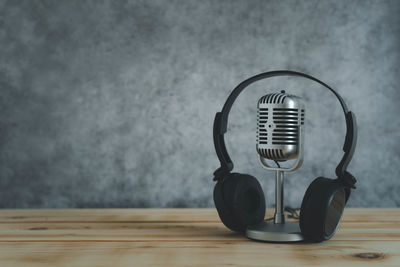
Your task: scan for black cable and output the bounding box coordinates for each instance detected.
[274,160,281,168]
[284,206,300,220]
[264,207,300,222]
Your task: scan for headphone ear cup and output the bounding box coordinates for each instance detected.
[214,173,237,231]
[300,177,347,242]
[214,173,266,233]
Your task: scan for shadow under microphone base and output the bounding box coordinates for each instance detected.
[246,221,304,243]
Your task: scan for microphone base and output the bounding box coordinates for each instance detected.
[246,221,304,243]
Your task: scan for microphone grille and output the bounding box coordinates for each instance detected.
[259,92,287,104]
[257,92,304,161]
[271,107,299,145]
[257,148,286,159]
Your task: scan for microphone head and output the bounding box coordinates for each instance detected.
[257,91,305,161]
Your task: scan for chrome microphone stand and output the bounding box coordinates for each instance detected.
[245,129,305,242]
[274,169,285,224]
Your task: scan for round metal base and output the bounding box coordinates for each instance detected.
[246,221,304,243]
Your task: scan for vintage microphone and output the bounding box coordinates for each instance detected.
[246,90,305,242]
[256,90,305,224]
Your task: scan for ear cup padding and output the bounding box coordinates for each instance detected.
[214,173,266,233]
[300,177,347,242]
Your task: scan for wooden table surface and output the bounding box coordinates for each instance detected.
[0,208,399,266]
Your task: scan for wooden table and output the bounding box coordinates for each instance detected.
[0,209,399,266]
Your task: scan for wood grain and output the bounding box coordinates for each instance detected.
[0,208,399,266]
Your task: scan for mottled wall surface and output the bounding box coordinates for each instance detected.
[0,0,399,208]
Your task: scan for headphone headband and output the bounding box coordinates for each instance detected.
[213,70,357,187]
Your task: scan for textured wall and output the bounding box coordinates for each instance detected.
[0,0,399,208]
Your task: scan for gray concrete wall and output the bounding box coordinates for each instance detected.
[0,0,399,208]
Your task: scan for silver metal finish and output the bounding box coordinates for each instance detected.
[250,92,306,243]
[258,126,304,172]
[246,221,304,242]
[274,170,285,224]
[256,92,305,161]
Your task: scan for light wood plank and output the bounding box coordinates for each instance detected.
[0,209,220,223]
[0,208,399,266]
[0,241,398,267]
[0,208,398,223]
[0,221,399,241]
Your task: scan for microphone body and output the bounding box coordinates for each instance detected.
[257,91,305,161]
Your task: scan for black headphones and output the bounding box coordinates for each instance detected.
[212,70,357,242]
